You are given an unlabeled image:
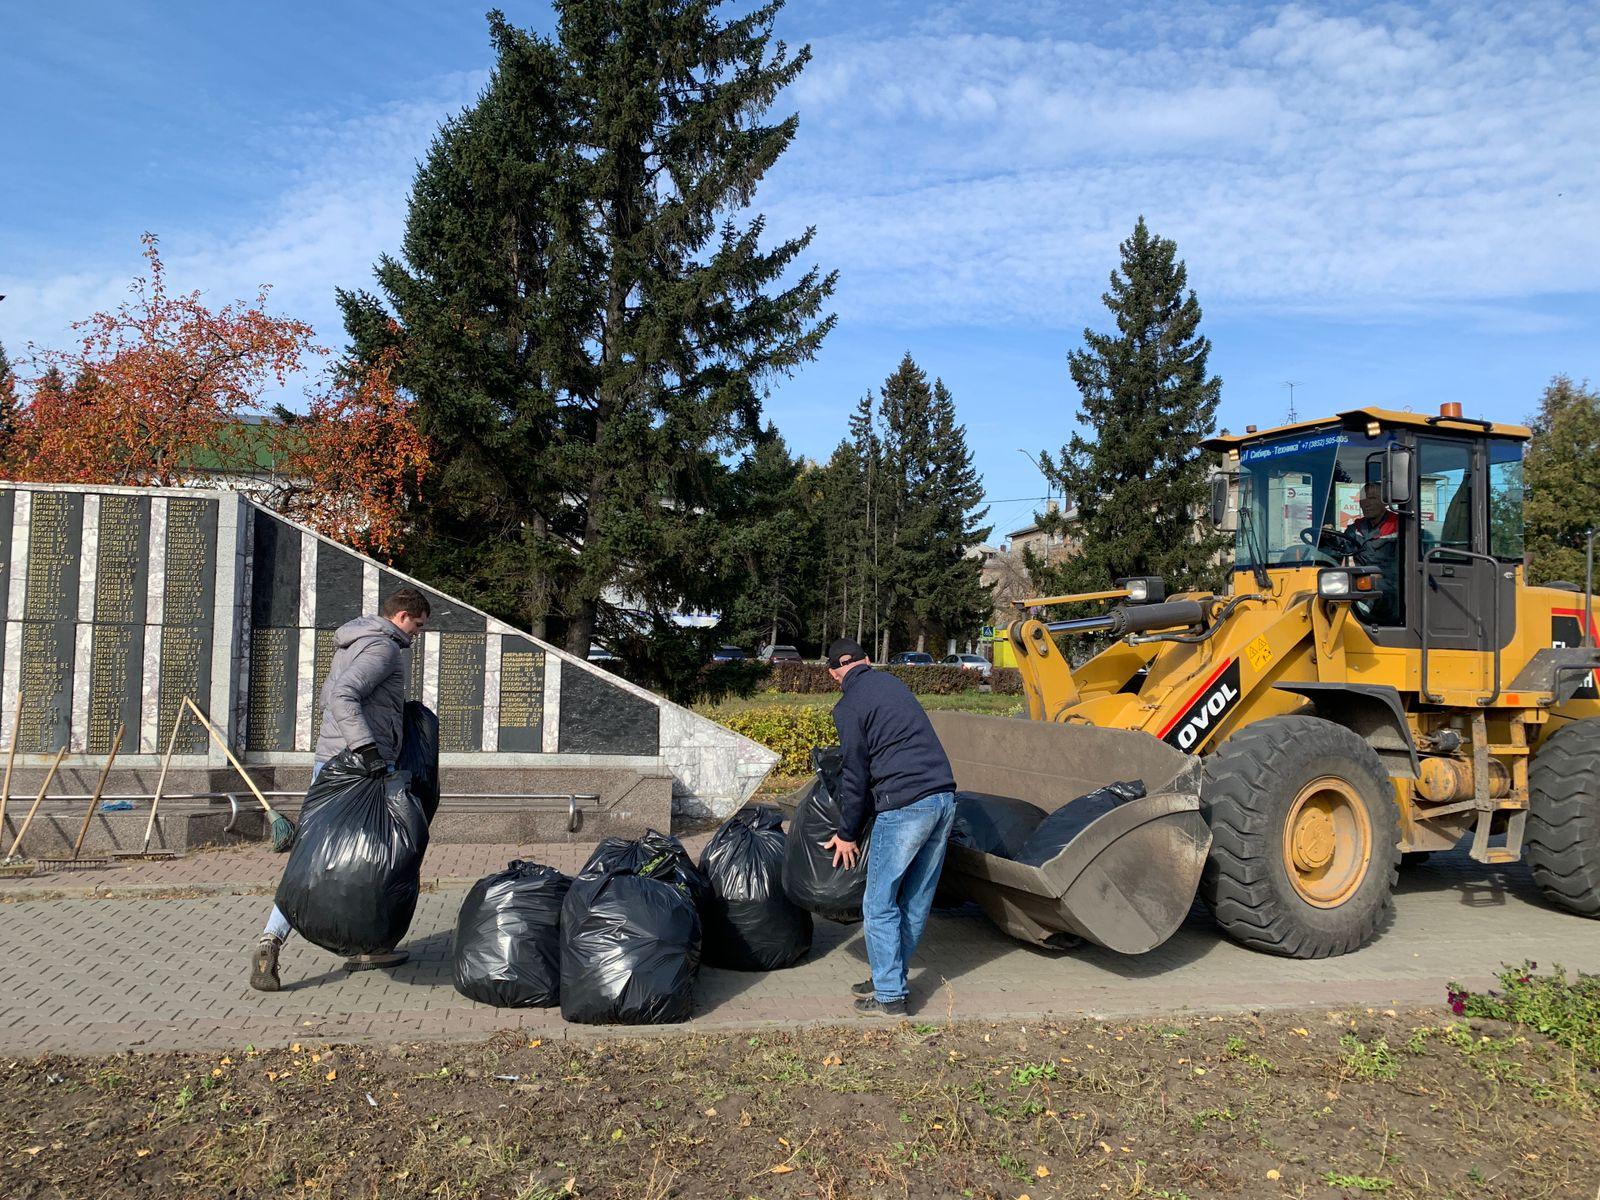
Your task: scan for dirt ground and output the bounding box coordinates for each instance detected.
[3,1006,1597,1200]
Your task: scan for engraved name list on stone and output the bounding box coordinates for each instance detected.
[93,494,150,625]
[162,498,218,627]
[246,627,297,752]
[87,624,142,753]
[496,639,545,752]
[24,491,82,622]
[18,621,73,752]
[436,635,486,752]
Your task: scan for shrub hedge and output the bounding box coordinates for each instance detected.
[718,704,839,776]
[989,667,1023,695]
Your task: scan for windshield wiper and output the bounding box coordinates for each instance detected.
[1238,505,1272,590]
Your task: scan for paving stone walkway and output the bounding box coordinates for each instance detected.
[1,845,1596,1056]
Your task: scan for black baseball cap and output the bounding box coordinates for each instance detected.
[826,638,868,669]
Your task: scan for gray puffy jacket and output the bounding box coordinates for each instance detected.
[314,616,413,765]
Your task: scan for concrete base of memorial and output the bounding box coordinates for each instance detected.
[1,761,676,856]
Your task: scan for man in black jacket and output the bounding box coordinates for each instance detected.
[821,639,957,1016]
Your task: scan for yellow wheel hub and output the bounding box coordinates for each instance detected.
[1282,777,1372,908]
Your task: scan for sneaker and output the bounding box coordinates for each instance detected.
[343,951,409,972]
[851,977,875,996]
[853,995,908,1018]
[250,937,281,992]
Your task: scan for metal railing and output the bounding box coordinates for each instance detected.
[8,790,603,835]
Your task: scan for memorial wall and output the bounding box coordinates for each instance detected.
[0,483,775,814]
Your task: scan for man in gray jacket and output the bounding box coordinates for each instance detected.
[250,588,431,991]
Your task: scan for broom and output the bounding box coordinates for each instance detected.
[183,698,297,852]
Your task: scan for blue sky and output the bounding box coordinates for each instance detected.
[3,0,1598,543]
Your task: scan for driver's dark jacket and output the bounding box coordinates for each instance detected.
[1344,512,1401,618]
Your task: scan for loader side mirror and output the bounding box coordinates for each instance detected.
[1209,475,1236,531]
[1383,445,1413,506]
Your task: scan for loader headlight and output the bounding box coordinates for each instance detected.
[1318,568,1379,600]
[1116,576,1165,605]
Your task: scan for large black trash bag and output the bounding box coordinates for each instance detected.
[932,792,1050,907]
[1015,780,1147,867]
[579,829,710,912]
[559,869,701,1025]
[949,793,1049,858]
[452,860,571,1007]
[274,750,431,957]
[397,701,440,823]
[699,805,813,971]
[782,748,873,923]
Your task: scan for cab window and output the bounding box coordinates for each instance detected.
[1487,440,1524,561]
[1417,439,1474,554]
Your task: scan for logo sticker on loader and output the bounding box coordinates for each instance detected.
[1158,659,1243,752]
[1552,609,1599,699]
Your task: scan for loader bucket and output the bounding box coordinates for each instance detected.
[928,712,1209,954]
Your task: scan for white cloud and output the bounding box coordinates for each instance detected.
[764,0,1600,328]
[3,0,1596,381]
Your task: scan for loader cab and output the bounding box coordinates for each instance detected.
[1210,406,1528,659]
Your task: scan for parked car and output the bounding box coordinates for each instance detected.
[888,651,935,666]
[759,644,803,662]
[709,645,749,663]
[942,653,992,677]
[587,644,620,664]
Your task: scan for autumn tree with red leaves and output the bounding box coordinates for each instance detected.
[9,235,431,562]
[15,235,317,486]
[269,346,430,559]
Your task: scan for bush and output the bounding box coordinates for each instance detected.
[1448,962,1600,1069]
[765,661,835,694]
[883,664,979,694]
[990,667,1023,695]
[718,704,839,776]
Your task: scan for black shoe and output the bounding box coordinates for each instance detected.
[343,951,409,972]
[851,977,875,996]
[250,938,281,992]
[854,995,908,1017]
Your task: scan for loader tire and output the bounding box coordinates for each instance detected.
[1527,718,1600,918]
[1199,715,1400,958]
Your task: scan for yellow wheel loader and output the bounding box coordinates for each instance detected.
[1003,403,1600,958]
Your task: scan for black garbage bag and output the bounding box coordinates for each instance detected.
[932,792,1051,907]
[452,860,571,1007]
[559,869,701,1025]
[782,748,873,923]
[579,829,710,913]
[397,701,440,823]
[949,792,1049,858]
[274,750,431,957]
[698,805,812,971]
[1014,780,1147,867]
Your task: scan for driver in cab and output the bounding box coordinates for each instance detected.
[1343,483,1400,622]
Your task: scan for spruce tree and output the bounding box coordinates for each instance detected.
[0,342,18,457]
[341,3,835,665]
[1524,375,1600,585]
[1032,217,1226,598]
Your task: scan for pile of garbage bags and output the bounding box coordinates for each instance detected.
[452,812,813,1023]
[941,781,1147,869]
[274,745,432,958]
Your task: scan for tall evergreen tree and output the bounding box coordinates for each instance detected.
[341,3,835,664]
[718,427,816,648]
[0,342,18,458]
[1525,375,1600,585]
[1031,217,1226,598]
[809,440,865,645]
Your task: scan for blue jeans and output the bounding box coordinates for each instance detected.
[263,759,328,942]
[863,791,956,1003]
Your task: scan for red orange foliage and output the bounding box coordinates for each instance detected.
[15,235,317,486]
[273,345,430,559]
[9,236,430,561]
